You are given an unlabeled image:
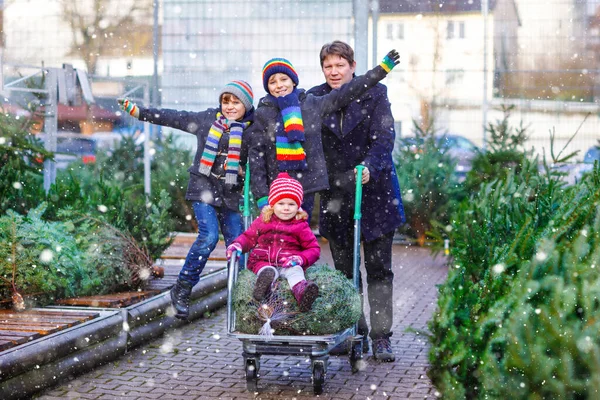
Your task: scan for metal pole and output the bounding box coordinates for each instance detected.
[482,0,489,150]
[143,83,151,197]
[354,0,369,74]
[371,0,379,69]
[152,0,160,138]
[43,68,58,193]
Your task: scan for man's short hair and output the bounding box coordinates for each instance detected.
[319,40,355,67]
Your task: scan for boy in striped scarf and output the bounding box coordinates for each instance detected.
[118,80,254,320]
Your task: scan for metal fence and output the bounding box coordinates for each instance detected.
[1,0,599,160]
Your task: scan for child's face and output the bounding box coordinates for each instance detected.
[273,198,299,221]
[221,94,246,121]
[267,73,294,97]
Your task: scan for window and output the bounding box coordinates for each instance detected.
[386,23,404,40]
[447,20,465,39]
[445,69,465,85]
[447,21,454,39]
[397,23,404,39]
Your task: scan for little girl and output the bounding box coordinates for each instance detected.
[226,172,320,312]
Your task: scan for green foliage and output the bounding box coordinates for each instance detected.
[480,170,600,399]
[464,105,531,193]
[0,107,50,215]
[0,204,133,305]
[394,120,462,243]
[0,107,186,305]
[232,265,361,335]
[73,134,195,232]
[427,111,600,398]
[150,134,196,232]
[43,173,174,261]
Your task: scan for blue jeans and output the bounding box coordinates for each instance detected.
[179,202,243,286]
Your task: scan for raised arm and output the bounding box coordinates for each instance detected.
[308,50,400,117]
[117,98,209,134]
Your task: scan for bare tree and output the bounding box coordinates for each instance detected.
[406,14,445,132]
[58,0,154,75]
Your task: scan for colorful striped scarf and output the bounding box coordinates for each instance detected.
[274,89,307,171]
[198,112,249,185]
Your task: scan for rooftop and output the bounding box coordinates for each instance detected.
[379,0,498,14]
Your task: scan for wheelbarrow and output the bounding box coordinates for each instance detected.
[226,165,368,394]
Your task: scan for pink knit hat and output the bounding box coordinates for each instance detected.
[268,172,303,207]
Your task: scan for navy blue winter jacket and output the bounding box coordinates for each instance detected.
[307,82,405,242]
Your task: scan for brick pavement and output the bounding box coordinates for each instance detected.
[35,244,448,400]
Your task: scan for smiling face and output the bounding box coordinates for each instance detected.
[220,93,246,121]
[322,54,356,89]
[272,198,299,221]
[267,73,295,98]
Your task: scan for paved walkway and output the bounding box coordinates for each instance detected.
[36,243,448,400]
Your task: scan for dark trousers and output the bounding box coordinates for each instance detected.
[301,192,316,226]
[328,229,394,340]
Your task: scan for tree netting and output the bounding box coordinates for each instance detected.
[232,264,361,336]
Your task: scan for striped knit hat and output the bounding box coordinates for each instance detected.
[262,58,299,92]
[218,80,254,112]
[268,172,304,207]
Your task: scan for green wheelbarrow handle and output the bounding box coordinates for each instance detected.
[354,165,364,221]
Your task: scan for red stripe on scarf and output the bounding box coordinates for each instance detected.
[277,154,306,161]
[285,124,304,132]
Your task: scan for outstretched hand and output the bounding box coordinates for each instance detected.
[117,98,140,119]
[380,49,400,72]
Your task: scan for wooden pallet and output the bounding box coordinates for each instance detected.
[0,309,99,351]
[55,290,161,308]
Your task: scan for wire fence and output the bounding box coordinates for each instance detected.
[1,0,598,159]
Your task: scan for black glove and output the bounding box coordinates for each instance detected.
[380,49,400,72]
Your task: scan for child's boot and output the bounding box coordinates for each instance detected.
[253,267,277,301]
[292,280,319,312]
[170,278,193,320]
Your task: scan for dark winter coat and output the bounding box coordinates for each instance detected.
[307,82,405,242]
[138,106,254,211]
[232,215,321,274]
[248,65,390,201]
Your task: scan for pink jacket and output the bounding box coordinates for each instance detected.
[233,215,321,274]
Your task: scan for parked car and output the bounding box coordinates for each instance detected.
[437,134,479,177]
[575,144,600,181]
[548,144,599,185]
[583,145,600,164]
[90,131,125,151]
[37,132,131,169]
[38,133,98,169]
[397,133,479,180]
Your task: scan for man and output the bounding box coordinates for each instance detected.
[308,41,405,362]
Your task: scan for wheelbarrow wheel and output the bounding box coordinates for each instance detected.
[312,361,325,394]
[350,339,363,373]
[245,358,259,392]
